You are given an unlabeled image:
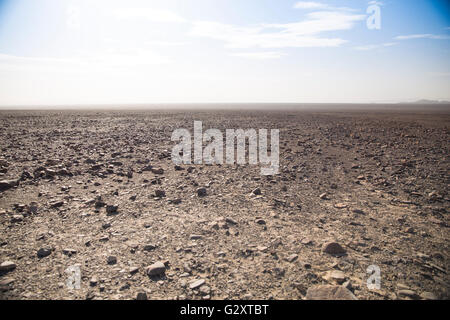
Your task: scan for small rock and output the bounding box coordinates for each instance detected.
[50,201,64,208]
[155,190,166,198]
[197,188,207,197]
[273,267,285,278]
[0,277,15,288]
[107,256,117,265]
[285,254,298,263]
[306,285,357,300]
[89,277,98,287]
[129,266,139,274]
[37,247,52,258]
[62,248,77,256]
[342,280,352,291]
[27,203,38,214]
[151,168,164,175]
[398,289,420,299]
[420,292,438,300]
[143,244,158,251]
[120,283,130,291]
[11,214,24,223]
[169,198,181,204]
[199,285,211,296]
[189,279,206,289]
[323,270,346,284]
[136,292,148,300]
[0,261,17,272]
[322,242,346,256]
[252,188,262,195]
[0,179,19,191]
[255,218,266,225]
[225,217,238,225]
[146,261,166,276]
[106,205,118,215]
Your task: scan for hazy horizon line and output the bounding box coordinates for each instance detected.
[1,101,449,112]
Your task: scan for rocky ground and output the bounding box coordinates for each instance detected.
[0,109,449,300]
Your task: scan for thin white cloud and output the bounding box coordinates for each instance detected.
[110,8,186,23]
[293,2,328,9]
[190,11,365,49]
[145,41,189,47]
[0,50,170,73]
[395,34,450,40]
[354,42,396,51]
[230,51,286,60]
[293,1,357,12]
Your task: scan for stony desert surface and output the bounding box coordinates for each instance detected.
[0,108,449,300]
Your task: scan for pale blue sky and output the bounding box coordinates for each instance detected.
[0,0,449,105]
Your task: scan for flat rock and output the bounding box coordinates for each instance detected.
[285,254,298,262]
[323,270,346,284]
[189,279,206,289]
[129,266,139,274]
[225,217,238,225]
[420,292,438,300]
[305,285,357,300]
[319,193,328,199]
[398,289,420,299]
[0,261,17,272]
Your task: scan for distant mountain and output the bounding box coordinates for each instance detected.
[410,99,450,104]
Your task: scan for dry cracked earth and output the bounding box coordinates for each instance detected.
[0,109,449,300]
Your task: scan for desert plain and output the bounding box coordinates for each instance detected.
[0,106,449,300]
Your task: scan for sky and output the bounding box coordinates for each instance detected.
[0,0,449,106]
